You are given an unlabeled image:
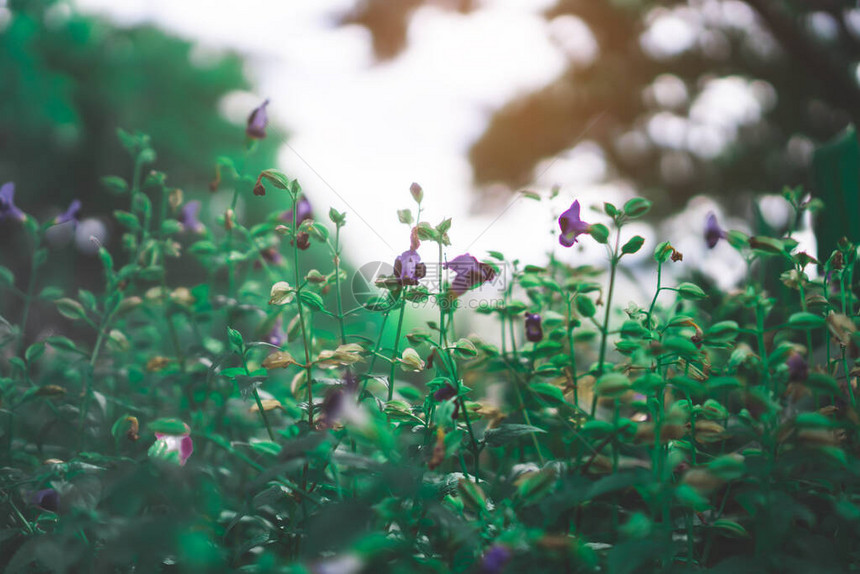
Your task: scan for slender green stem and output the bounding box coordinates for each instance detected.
[566,296,579,407]
[388,297,406,402]
[292,197,315,427]
[242,353,275,441]
[754,301,770,391]
[226,187,241,298]
[594,228,622,417]
[333,226,347,345]
[16,244,39,356]
[842,347,856,407]
[597,228,622,377]
[797,278,814,356]
[646,261,663,329]
[78,305,118,448]
[359,310,391,401]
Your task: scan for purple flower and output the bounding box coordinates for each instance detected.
[178,201,204,233]
[787,352,808,382]
[394,249,427,286]
[525,313,543,342]
[266,318,285,347]
[319,370,358,428]
[558,200,590,247]
[705,212,727,249]
[0,182,25,222]
[281,195,313,225]
[481,544,511,574]
[246,99,270,139]
[155,431,193,466]
[30,488,60,512]
[54,199,81,227]
[433,383,457,402]
[259,246,284,266]
[444,254,496,297]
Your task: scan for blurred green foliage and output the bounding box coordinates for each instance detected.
[0,0,279,221]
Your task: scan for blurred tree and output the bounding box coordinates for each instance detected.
[0,0,279,222]
[0,0,282,343]
[339,0,860,216]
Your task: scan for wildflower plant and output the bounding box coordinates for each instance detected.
[1,107,860,574]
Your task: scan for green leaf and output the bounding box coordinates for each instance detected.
[102,175,129,194]
[677,282,707,300]
[227,327,245,354]
[805,373,841,394]
[329,207,346,226]
[189,241,218,256]
[56,298,87,321]
[575,296,596,318]
[259,169,291,190]
[531,382,565,404]
[148,418,189,435]
[250,441,282,456]
[594,373,631,398]
[674,483,710,511]
[623,197,652,218]
[483,423,546,447]
[662,336,700,357]
[25,342,45,363]
[45,336,86,355]
[160,220,183,236]
[38,286,64,301]
[787,312,826,330]
[78,289,97,313]
[706,321,739,342]
[653,241,674,263]
[397,209,413,225]
[589,223,609,244]
[451,338,478,357]
[517,467,557,505]
[621,235,645,254]
[710,519,749,538]
[299,290,326,312]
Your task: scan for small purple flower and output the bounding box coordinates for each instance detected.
[481,544,511,574]
[444,254,496,297]
[155,431,193,466]
[281,196,313,226]
[266,318,285,347]
[30,488,60,512]
[394,249,427,286]
[319,370,358,428]
[343,369,358,393]
[260,246,284,266]
[246,99,270,139]
[433,383,457,402]
[525,313,543,342]
[178,201,204,233]
[54,199,81,227]
[787,352,808,382]
[558,200,590,247]
[705,212,727,249]
[0,182,25,222]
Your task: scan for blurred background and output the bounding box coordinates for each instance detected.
[2,0,856,295]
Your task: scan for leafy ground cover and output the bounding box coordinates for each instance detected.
[1,110,859,573]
